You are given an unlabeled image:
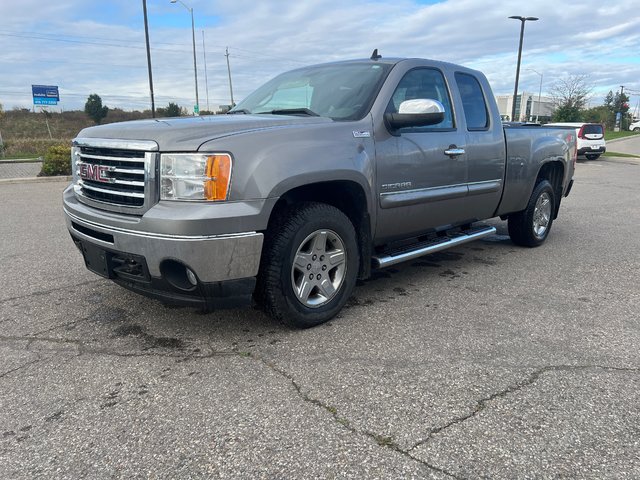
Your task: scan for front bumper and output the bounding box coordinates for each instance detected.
[65,208,263,281]
[64,196,264,309]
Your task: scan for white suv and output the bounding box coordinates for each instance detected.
[546,123,606,160]
[629,120,640,132]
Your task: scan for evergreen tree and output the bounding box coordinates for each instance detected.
[84,94,109,124]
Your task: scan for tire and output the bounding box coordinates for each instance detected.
[633,128,639,132]
[585,154,600,160]
[508,180,555,247]
[255,202,359,328]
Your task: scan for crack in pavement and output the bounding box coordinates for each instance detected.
[407,364,640,453]
[0,280,104,305]
[232,355,640,480]
[0,357,43,380]
[4,330,639,479]
[246,352,463,479]
[26,318,88,338]
[0,335,237,360]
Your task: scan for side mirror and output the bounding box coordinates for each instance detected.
[385,99,446,131]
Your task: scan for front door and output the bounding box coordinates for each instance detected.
[375,67,468,242]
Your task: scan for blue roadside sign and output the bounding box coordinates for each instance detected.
[32,85,59,105]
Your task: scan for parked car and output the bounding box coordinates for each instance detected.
[629,120,640,132]
[63,56,576,328]
[546,122,606,160]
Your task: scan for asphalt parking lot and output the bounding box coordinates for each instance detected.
[1,156,639,479]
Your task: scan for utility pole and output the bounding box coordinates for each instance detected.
[615,85,625,132]
[225,47,235,107]
[202,31,210,113]
[142,0,155,117]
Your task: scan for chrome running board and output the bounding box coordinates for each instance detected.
[372,225,496,268]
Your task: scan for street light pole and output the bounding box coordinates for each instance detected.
[509,15,538,121]
[527,68,543,122]
[202,30,210,112]
[142,0,155,118]
[170,0,199,115]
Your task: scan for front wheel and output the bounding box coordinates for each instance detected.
[255,202,359,328]
[585,154,600,160]
[508,180,555,247]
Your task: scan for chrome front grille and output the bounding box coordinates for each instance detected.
[72,138,158,214]
[78,147,146,206]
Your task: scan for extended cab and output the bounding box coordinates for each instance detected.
[63,57,576,327]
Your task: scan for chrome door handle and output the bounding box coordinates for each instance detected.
[444,147,465,157]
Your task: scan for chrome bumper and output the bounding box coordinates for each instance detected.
[64,209,263,283]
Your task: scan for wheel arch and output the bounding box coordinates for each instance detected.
[265,179,372,280]
[535,160,565,219]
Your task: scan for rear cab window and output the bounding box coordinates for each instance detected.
[454,72,489,130]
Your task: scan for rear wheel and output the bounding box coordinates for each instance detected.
[508,180,555,247]
[255,202,359,328]
[585,154,600,160]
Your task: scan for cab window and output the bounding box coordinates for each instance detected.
[388,68,454,130]
[455,72,489,130]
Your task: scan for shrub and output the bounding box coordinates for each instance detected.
[40,144,72,176]
[1,138,68,157]
[158,102,182,117]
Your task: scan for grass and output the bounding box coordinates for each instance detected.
[602,151,640,158]
[604,130,640,141]
[0,109,152,157]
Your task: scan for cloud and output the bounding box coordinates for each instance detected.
[0,0,638,112]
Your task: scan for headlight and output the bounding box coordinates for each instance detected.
[160,153,232,201]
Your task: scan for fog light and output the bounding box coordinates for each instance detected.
[186,268,198,286]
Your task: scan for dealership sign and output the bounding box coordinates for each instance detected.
[32,85,59,105]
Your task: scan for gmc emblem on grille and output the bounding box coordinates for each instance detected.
[79,164,113,183]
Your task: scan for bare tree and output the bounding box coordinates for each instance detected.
[550,74,593,109]
[549,74,593,122]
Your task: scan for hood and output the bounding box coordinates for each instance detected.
[76,114,333,151]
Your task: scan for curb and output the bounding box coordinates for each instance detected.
[602,156,640,165]
[607,136,639,145]
[0,176,72,185]
[0,159,42,164]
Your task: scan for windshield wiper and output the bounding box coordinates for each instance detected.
[227,109,250,114]
[261,108,320,117]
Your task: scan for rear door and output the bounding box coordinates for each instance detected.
[453,72,506,221]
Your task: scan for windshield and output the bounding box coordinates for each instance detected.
[230,62,392,120]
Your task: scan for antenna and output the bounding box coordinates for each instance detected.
[370,49,382,61]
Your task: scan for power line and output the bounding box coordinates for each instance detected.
[0,30,306,65]
[0,89,228,102]
[0,32,192,54]
[0,28,192,48]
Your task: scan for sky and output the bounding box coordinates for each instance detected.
[1,0,639,114]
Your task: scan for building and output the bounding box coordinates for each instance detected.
[495,92,554,122]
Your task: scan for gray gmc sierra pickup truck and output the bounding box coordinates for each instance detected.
[63,56,576,328]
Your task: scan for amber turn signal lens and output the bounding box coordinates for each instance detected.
[204,154,232,201]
